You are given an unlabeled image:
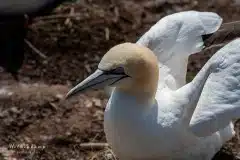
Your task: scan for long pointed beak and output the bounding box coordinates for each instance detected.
[65,69,127,99]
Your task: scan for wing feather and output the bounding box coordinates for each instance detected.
[189,39,240,137]
[137,11,222,90]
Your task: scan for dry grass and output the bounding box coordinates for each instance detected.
[0,0,240,159]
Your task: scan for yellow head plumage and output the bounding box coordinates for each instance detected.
[66,43,159,100]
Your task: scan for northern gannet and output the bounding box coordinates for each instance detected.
[66,11,240,160]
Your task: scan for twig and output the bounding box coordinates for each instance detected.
[203,43,226,52]
[107,148,118,160]
[36,13,83,21]
[113,6,119,23]
[65,7,75,26]
[49,102,58,111]
[221,20,240,29]
[80,143,109,149]
[24,39,47,59]
[105,27,110,40]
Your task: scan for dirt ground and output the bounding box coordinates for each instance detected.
[0,0,240,159]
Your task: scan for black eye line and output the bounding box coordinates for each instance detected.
[70,76,119,95]
[99,67,131,77]
[109,75,129,86]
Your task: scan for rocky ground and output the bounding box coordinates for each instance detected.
[0,0,239,159]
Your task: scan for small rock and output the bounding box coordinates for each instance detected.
[10,107,20,114]
[40,135,52,141]
[55,118,61,123]
[84,99,93,108]
[56,94,64,99]
[65,131,71,136]
[94,110,104,120]
[0,110,8,118]
[22,77,31,82]
[0,88,13,96]
[92,98,101,107]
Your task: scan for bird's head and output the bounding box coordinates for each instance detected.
[66,43,159,99]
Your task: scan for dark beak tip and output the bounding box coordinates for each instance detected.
[64,95,69,100]
[65,93,72,100]
[65,90,80,100]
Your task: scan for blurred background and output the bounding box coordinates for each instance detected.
[0,0,239,159]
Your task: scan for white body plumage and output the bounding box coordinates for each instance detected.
[104,89,234,160]
[66,11,239,160]
[104,11,237,160]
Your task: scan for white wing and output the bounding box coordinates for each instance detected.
[137,11,222,90]
[189,39,240,137]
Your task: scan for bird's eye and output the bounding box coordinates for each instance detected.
[102,67,125,75]
[111,67,125,74]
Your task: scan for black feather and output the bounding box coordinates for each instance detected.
[202,33,214,43]
[0,0,69,79]
[0,0,69,16]
[0,16,26,77]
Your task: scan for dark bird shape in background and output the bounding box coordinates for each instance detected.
[202,20,240,50]
[0,0,69,80]
[0,16,26,80]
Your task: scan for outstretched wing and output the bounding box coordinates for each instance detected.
[189,39,240,137]
[137,11,222,90]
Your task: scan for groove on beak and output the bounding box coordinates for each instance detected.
[65,69,128,99]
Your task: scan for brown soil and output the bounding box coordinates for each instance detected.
[0,0,239,159]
